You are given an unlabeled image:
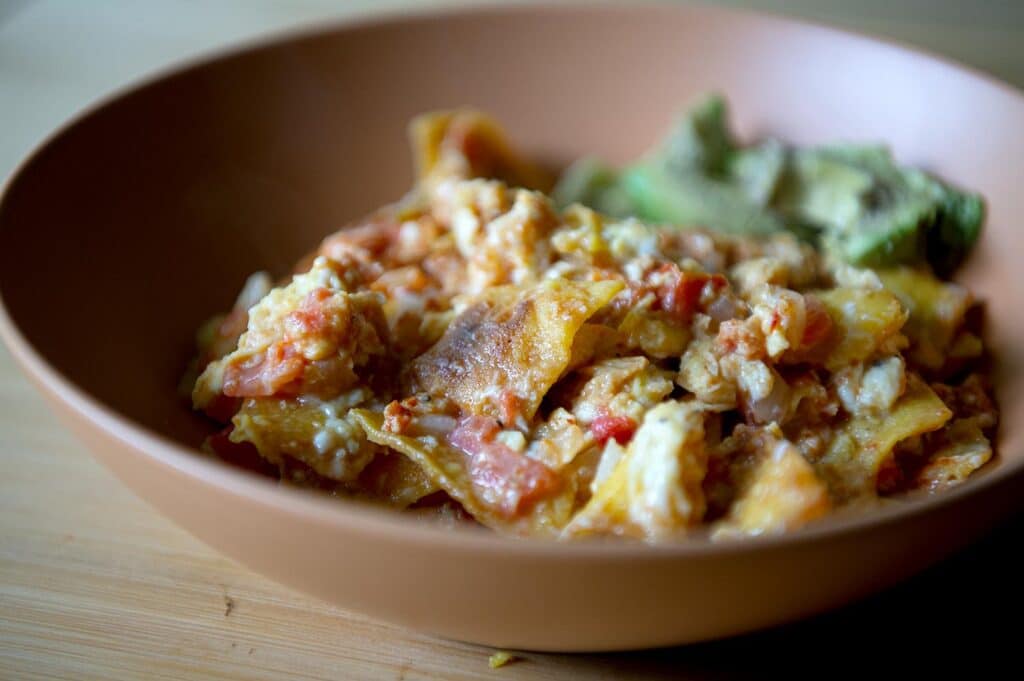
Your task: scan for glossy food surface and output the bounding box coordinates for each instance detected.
[187,107,994,542]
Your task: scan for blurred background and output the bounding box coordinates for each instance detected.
[2,0,1024,182]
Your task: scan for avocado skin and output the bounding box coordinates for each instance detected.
[926,189,985,277]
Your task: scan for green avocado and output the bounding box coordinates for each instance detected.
[927,189,985,277]
[618,95,789,235]
[776,145,983,269]
[656,94,735,176]
[551,157,634,218]
[620,162,785,236]
[729,139,786,207]
[552,94,985,273]
[823,195,935,267]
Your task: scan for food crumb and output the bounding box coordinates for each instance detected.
[223,595,235,617]
[488,651,518,669]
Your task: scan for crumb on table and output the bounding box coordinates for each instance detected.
[488,650,518,669]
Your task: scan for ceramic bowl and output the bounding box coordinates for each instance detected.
[3,3,1024,652]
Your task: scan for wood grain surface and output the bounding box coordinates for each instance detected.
[2,2,1024,679]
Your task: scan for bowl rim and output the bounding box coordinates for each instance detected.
[2,0,1022,559]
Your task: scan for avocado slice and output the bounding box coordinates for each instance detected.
[620,94,790,235]
[551,157,634,217]
[621,162,785,236]
[657,94,735,176]
[824,195,936,267]
[729,139,786,207]
[552,95,984,273]
[901,166,985,277]
[775,144,983,269]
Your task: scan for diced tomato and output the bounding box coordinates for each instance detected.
[590,413,637,446]
[652,265,728,321]
[498,390,523,427]
[285,288,333,337]
[448,415,561,518]
[382,399,413,434]
[450,414,502,444]
[320,214,401,260]
[222,342,304,397]
[715,319,765,359]
[800,294,833,349]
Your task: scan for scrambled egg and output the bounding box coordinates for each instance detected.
[189,110,996,541]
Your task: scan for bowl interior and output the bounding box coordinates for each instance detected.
[3,4,1024,508]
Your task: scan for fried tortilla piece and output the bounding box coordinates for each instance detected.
[913,418,992,491]
[354,450,440,508]
[523,407,591,472]
[565,322,624,372]
[193,257,389,409]
[812,287,908,371]
[353,410,575,535]
[617,295,692,359]
[410,279,623,425]
[433,180,560,294]
[816,374,951,500]
[562,356,675,429]
[231,392,380,482]
[563,401,707,540]
[714,437,830,538]
[410,110,552,192]
[877,267,973,371]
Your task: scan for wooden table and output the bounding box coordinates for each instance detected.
[3,2,1024,678]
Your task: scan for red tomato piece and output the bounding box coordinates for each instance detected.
[448,415,561,518]
[590,413,638,446]
[222,342,304,397]
[498,390,523,427]
[652,265,728,321]
[320,214,401,261]
[285,288,333,337]
[801,294,833,349]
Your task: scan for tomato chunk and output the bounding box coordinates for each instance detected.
[590,413,637,446]
[448,415,560,518]
[222,342,304,397]
[650,264,728,321]
[800,294,833,349]
[285,288,334,337]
